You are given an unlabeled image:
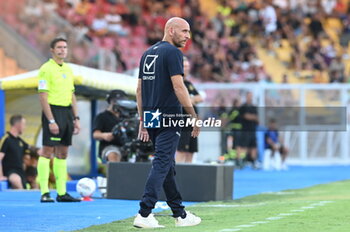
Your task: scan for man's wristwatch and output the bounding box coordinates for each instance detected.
[74,116,80,121]
[49,119,55,124]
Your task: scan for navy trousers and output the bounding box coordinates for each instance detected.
[139,127,186,218]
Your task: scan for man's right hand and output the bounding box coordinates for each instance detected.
[138,121,149,142]
[49,123,59,135]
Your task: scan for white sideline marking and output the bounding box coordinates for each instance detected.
[199,203,266,208]
[220,229,241,232]
[291,209,304,212]
[279,213,295,216]
[320,201,334,204]
[236,225,256,228]
[310,203,324,206]
[218,200,334,232]
[301,206,314,209]
[266,217,283,220]
[262,191,295,195]
[251,221,269,224]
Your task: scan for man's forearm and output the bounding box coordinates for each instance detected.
[72,93,78,117]
[93,130,107,141]
[136,80,143,119]
[0,152,5,178]
[39,92,54,120]
[174,85,197,118]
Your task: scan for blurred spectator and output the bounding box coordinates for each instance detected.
[263,118,288,170]
[282,73,289,83]
[112,42,127,71]
[0,115,39,189]
[309,13,325,39]
[91,12,108,36]
[223,97,242,159]
[321,0,337,15]
[74,0,92,19]
[260,0,277,35]
[25,166,39,189]
[3,0,350,84]
[23,0,43,20]
[340,14,350,48]
[57,1,76,21]
[106,6,128,36]
[236,92,259,169]
[74,21,89,42]
[329,56,346,83]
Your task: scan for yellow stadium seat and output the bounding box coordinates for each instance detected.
[326,18,343,31]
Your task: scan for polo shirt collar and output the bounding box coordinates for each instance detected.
[49,58,65,67]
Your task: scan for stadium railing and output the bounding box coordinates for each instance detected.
[195,83,350,165]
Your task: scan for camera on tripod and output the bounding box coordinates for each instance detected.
[108,90,154,162]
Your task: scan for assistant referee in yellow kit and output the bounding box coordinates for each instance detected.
[37,38,81,202]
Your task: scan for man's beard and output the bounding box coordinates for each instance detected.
[173,38,185,48]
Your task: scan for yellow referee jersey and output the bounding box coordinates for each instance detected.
[37,59,75,106]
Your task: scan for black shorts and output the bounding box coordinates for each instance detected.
[177,129,198,153]
[5,169,26,188]
[231,130,242,149]
[42,105,74,146]
[236,131,257,148]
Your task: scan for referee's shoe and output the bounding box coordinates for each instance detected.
[40,192,55,203]
[56,193,81,202]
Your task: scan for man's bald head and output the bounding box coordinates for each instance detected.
[164,17,189,32]
[163,17,191,48]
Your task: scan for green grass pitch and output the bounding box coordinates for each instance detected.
[72,180,350,232]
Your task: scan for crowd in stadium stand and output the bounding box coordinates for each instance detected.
[1,0,350,83]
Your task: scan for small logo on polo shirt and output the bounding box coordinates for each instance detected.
[38,80,47,90]
[62,74,67,79]
[143,55,158,75]
[143,109,162,128]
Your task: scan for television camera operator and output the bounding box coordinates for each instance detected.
[93,90,126,162]
[93,90,153,163]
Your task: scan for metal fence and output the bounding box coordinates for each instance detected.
[195,83,350,165]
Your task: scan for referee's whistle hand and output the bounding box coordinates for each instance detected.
[49,123,59,135]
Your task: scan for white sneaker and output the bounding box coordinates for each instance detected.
[175,211,201,227]
[133,213,165,228]
[282,163,289,170]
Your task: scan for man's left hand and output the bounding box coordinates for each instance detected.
[73,119,81,135]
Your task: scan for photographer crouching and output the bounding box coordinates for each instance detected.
[93,90,125,162]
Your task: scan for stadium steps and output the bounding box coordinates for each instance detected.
[256,46,300,83]
[274,39,292,64]
[256,46,327,107]
[0,47,26,78]
[323,17,342,43]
